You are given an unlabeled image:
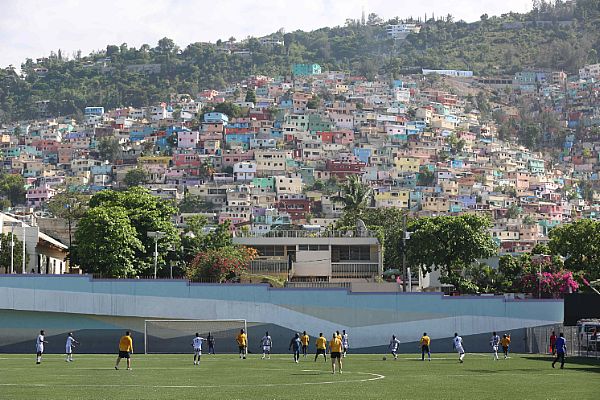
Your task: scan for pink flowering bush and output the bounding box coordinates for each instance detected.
[520,271,579,298]
[187,246,257,282]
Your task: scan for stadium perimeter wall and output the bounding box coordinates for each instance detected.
[0,276,563,354]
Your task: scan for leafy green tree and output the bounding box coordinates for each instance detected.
[97,137,122,162]
[86,187,180,276]
[549,219,600,280]
[407,215,498,284]
[244,89,256,103]
[123,168,149,187]
[46,192,89,250]
[211,102,242,119]
[332,175,372,219]
[0,233,29,273]
[73,206,144,278]
[0,174,26,206]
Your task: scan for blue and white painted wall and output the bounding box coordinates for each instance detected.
[0,276,563,354]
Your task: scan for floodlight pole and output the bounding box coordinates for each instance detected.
[147,231,166,279]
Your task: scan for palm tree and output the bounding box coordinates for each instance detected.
[332,175,372,217]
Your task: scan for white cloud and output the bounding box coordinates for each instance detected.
[0,0,531,67]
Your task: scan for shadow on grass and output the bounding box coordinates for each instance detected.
[523,355,600,373]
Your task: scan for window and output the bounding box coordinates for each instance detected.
[331,245,371,261]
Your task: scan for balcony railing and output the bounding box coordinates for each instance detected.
[247,257,289,274]
[235,229,377,239]
[331,262,380,278]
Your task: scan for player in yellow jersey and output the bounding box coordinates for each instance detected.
[420,332,431,361]
[500,334,510,359]
[329,333,343,374]
[315,332,327,362]
[237,329,247,359]
[301,331,310,358]
[115,331,133,370]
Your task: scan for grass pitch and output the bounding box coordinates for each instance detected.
[1,353,598,400]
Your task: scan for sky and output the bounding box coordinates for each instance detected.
[0,0,532,68]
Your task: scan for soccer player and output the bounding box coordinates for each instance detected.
[388,335,400,360]
[500,334,511,359]
[207,332,215,354]
[115,331,133,370]
[420,332,431,361]
[329,332,343,374]
[314,332,327,362]
[36,330,48,365]
[65,332,79,362]
[506,333,512,357]
[289,333,302,363]
[300,331,310,358]
[453,333,465,363]
[237,329,247,359]
[552,332,567,369]
[490,331,501,361]
[191,333,205,365]
[260,331,272,359]
[342,330,349,357]
[549,331,557,355]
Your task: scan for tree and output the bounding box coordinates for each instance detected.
[244,89,256,103]
[0,174,26,206]
[407,215,498,285]
[85,187,180,276]
[549,219,600,280]
[186,246,257,282]
[46,192,89,252]
[97,137,121,162]
[0,233,28,273]
[73,206,144,278]
[123,168,149,187]
[332,175,372,219]
[505,203,521,219]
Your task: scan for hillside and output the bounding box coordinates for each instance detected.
[0,0,599,122]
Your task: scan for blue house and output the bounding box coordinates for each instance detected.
[204,112,229,125]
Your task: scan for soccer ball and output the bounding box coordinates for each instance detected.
[383,356,387,361]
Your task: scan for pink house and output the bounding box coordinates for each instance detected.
[26,185,56,207]
[177,130,199,148]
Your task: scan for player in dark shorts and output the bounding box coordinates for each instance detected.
[330,333,343,374]
[207,332,215,354]
[315,332,327,361]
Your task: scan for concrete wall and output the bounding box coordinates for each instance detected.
[0,276,563,354]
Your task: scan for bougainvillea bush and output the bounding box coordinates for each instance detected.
[520,270,580,298]
[187,246,258,282]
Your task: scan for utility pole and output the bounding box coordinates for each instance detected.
[402,212,407,292]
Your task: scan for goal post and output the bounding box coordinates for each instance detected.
[144,319,247,354]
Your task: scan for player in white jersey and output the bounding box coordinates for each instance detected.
[342,330,349,357]
[65,332,79,362]
[260,331,272,359]
[191,333,205,365]
[453,332,465,363]
[490,331,501,361]
[36,330,48,365]
[388,335,401,360]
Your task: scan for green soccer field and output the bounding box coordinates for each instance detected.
[1,353,598,400]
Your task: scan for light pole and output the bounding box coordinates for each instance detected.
[147,231,166,279]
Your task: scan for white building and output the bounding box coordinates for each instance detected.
[233,161,257,182]
[579,63,600,80]
[386,24,421,39]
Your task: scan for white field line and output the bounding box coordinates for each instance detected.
[0,370,385,389]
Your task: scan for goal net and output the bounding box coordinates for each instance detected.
[144,319,247,354]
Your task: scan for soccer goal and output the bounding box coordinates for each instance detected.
[144,319,247,354]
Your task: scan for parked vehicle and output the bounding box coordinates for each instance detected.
[576,319,600,351]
